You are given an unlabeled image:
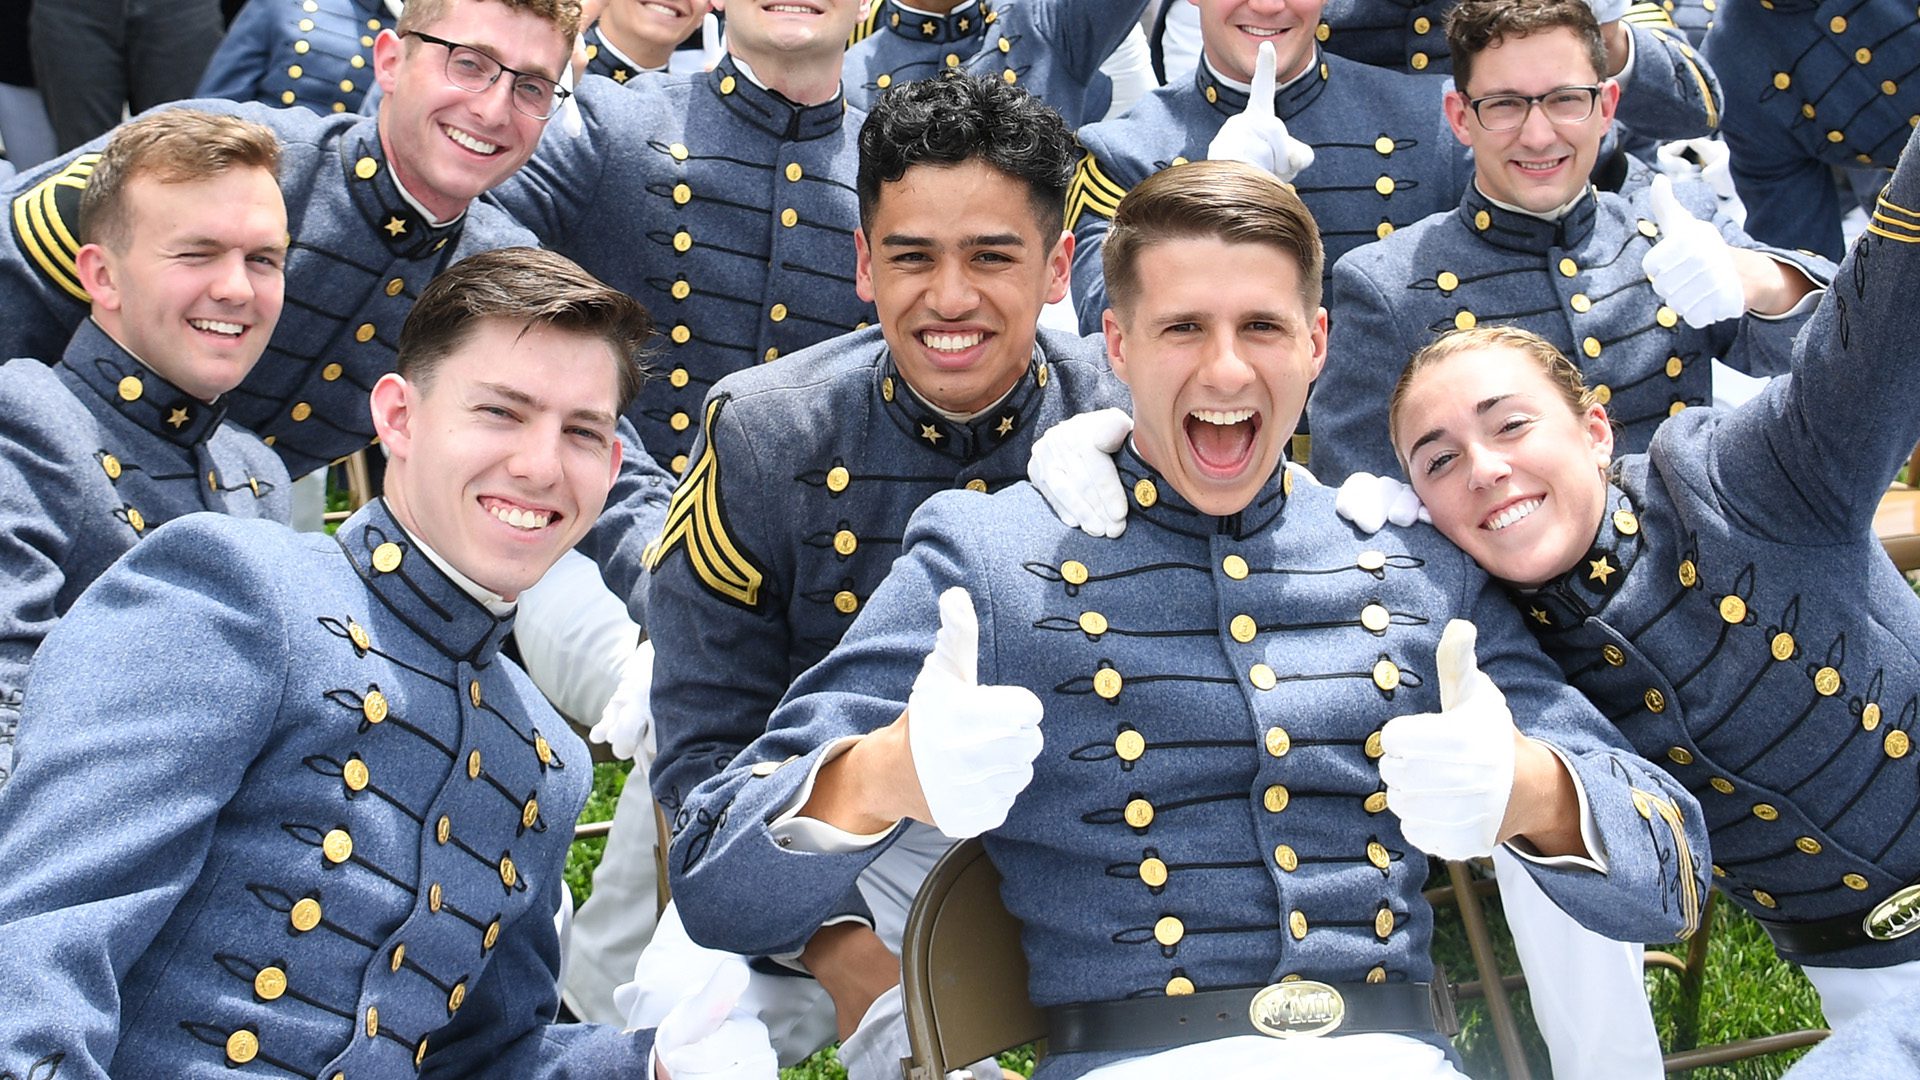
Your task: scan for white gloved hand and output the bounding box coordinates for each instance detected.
[1642,174,1745,329]
[650,958,779,1080]
[1206,42,1315,184]
[906,588,1044,838]
[1654,138,1737,202]
[590,639,656,762]
[1584,0,1631,23]
[1379,620,1518,861]
[1334,472,1430,534]
[701,12,725,70]
[1028,408,1133,538]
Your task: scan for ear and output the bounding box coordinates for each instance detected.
[853,226,876,304]
[373,27,405,95]
[1583,402,1614,465]
[1442,88,1474,148]
[1304,305,1329,382]
[1101,307,1132,387]
[1044,230,1074,306]
[607,430,623,486]
[368,372,417,463]
[75,243,122,312]
[1597,78,1622,127]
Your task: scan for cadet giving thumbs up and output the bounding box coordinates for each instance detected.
[1642,174,1745,328]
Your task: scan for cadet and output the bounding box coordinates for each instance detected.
[489,0,875,475]
[581,0,712,84]
[0,248,768,1080]
[1306,0,1827,484]
[614,72,1130,1078]
[197,0,404,116]
[665,160,1708,1079]
[841,0,1149,129]
[1703,0,1920,260]
[0,110,292,790]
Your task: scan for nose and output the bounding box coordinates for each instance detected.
[1198,330,1257,394]
[506,424,567,488]
[207,251,254,306]
[1516,99,1559,146]
[469,71,518,127]
[926,258,979,320]
[1463,442,1512,490]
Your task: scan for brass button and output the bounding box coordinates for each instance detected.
[1140,857,1168,887]
[291,898,322,932]
[1357,550,1387,571]
[1436,271,1459,291]
[365,1006,379,1038]
[1375,175,1396,196]
[780,208,798,227]
[1079,611,1108,636]
[1375,908,1395,939]
[1410,52,1429,70]
[339,78,354,93]
[672,182,692,205]
[323,829,353,864]
[785,162,803,182]
[1773,72,1791,90]
[371,542,402,573]
[1583,337,1602,358]
[1365,731,1384,759]
[670,325,692,345]
[1886,730,1910,759]
[1678,559,1698,587]
[522,797,540,829]
[719,74,736,94]
[669,367,690,389]
[291,401,313,422]
[826,466,850,492]
[1719,595,1747,623]
[499,855,517,888]
[1593,384,1612,405]
[1365,791,1389,814]
[833,529,858,556]
[344,759,369,792]
[1167,975,1194,995]
[1372,659,1400,691]
[671,411,691,432]
[1474,210,1491,231]
[363,690,388,723]
[1709,776,1735,794]
[1124,798,1154,827]
[118,375,144,401]
[1602,644,1625,667]
[880,376,895,401]
[254,966,288,1000]
[1413,15,1431,31]
[391,942,406,972]
[469,680,482,707]
[1230,614,1257,642]
[101,454,122,479]
[1813,666,1841,696]
[1263,785,1289,813]
[1274,844,1298,871]
[1844,873,1870,891]
[1639,219,1660,239]
[1002,68,1018,85]
[322,362,344,381]
[1644,688,1666,713]
[355,156,378,179]
[1753,803,1779,821]
[386,277,405,296]
[1454,310,1477,331]
[1133,478,1158,508]
[1828,129,1846,144]
[355,323,376,343]
[1796,836,1822,855]
[1667,746,1693,766]
[1061,559,1089,585]
[1559,258,1578,277]
[227,1030,259,1064]
[1570,293,1592,313]
[1289,911,1308,939]
[436,815,451,843]
[281,90,296,104]
[965,478,988,493]
[1115,730,1146,761]
[536,733,554,765]
[769,303,788,322]
[1753,889,1777,909]
[1367,841,1390,869]
[449,980,468,1013]
[428,882,443,912]
[1367,966,1386,984]
[1656,305,1679,328]
[1223,554,1249,579]
[834,590,859,614]
[1094,668,1123,699]
[1361,604,1390,633]
[1863,703,1882,731]
[671,280,692,302]
[673,230,693,253]
[1375,135,1396,155]
[669,142,688,161]
[1265,727,1290,757]
[1829,14,1846,31]
[1155,916,1184,946]
[1376,222,1394,239]
[467,749,482,779]
[1250,663,1278,691]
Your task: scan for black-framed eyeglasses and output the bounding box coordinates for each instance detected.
[1463,85,1603,132]
[405,31,571,120]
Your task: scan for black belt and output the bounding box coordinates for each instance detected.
[1756,881,1920,957]
[1046,979,1458,1056]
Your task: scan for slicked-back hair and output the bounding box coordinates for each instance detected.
[397,0,583,49]
[398,248,653,414]
[856,71,1077,235]
[1102,160,1324,318]
[1446,0,1607,92]
[77,109,282,251]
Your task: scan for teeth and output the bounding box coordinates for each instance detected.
[1243,26,1283,36]
[490,505,552,530]
[1484,498,1542,532]
[1191,408,1255,425]
[767,3,818,11]
[643,1,682,12]
[1515,160,1563,172]
[444,125,499,155]
[189,319,244,336]
[922,331,984,352]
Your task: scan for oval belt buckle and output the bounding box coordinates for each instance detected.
[1864,882,1920,942]
[1249,980,1346,1038]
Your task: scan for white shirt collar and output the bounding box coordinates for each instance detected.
[1477,183,1590,222]
[392,514,517,616]
[1202,51,1316,96]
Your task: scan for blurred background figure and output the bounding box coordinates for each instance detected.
[0,1,55,173]
[30,0,226,151]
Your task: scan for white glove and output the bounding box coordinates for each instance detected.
[1335,471,1430,534]
[1028,408,1133,538]
[1654,138,1737,202]
[1584,0,1631,23]
[1642,174,1745,329]
[701,12,725,70]
[1379,620,1518,861]
[590,639,656,763]
[650,959,779,1080]
[906,588,1044,838]
[1206,42,1315,184]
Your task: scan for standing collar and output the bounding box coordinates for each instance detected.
[335,499,517,664]
[1457,183,1600,256]
[1195,48,1329,122]
[56,320,228,448]
[1511,482,1643,631]
[342,117,469,259]
[1111,439,1292,541]
[876,341,1049,461]
[875,0,990,44]
[708,56,848,141]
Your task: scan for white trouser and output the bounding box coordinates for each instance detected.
[561,764,663,1024]
[1804,957,1920,1028]
[618,822,960,1078]
[290,469,328,533]
[1080,1033,1464,1078]
[1493,847,1664,1080]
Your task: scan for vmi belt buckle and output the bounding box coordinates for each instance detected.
[1866,882,1920,941]
[1248,980,1346,1037]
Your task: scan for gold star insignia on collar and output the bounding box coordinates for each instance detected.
[613,68,630,82]
[1587,555,1617,584]
[957,16,969,30]
[385,216,408,237]
[1529,606,1551,625]
[167,407,191,428]
[996,415,1015,436]
[922,19,936,34]
[920,423,944,444]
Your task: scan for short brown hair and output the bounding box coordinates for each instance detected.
[398,0,584,52]
[76,110,282,251]
[1102,159,1324,318]
[398,247,653,413]
[1446,0,1607,92]
[1387,325,1598,462]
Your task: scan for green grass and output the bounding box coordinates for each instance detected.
[568,776,1824,1078]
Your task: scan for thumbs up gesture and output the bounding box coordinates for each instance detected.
[1642,174,1745,329]
[1207,42,1315,184]
[1378,620,1519,861]
[905,587,1045,838]
[651,959,778,1080]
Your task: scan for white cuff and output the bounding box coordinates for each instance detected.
[1501,743,1608,874]
[1612,26,1637,81]
[768,737,898,854]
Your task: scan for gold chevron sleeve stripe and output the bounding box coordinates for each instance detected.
[12,153,100,303]
[642,398,766,607]
[1633,787,1702,939]
[1620,2,1678,27]
[1870,193,1920,243]
[1065,153,1128,232]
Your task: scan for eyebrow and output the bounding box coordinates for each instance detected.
[1405,393,1513,458]
[879,232,1027,248]
[475,380,616,428]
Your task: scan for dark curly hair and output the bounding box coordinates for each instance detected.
[856,71,1077,234]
